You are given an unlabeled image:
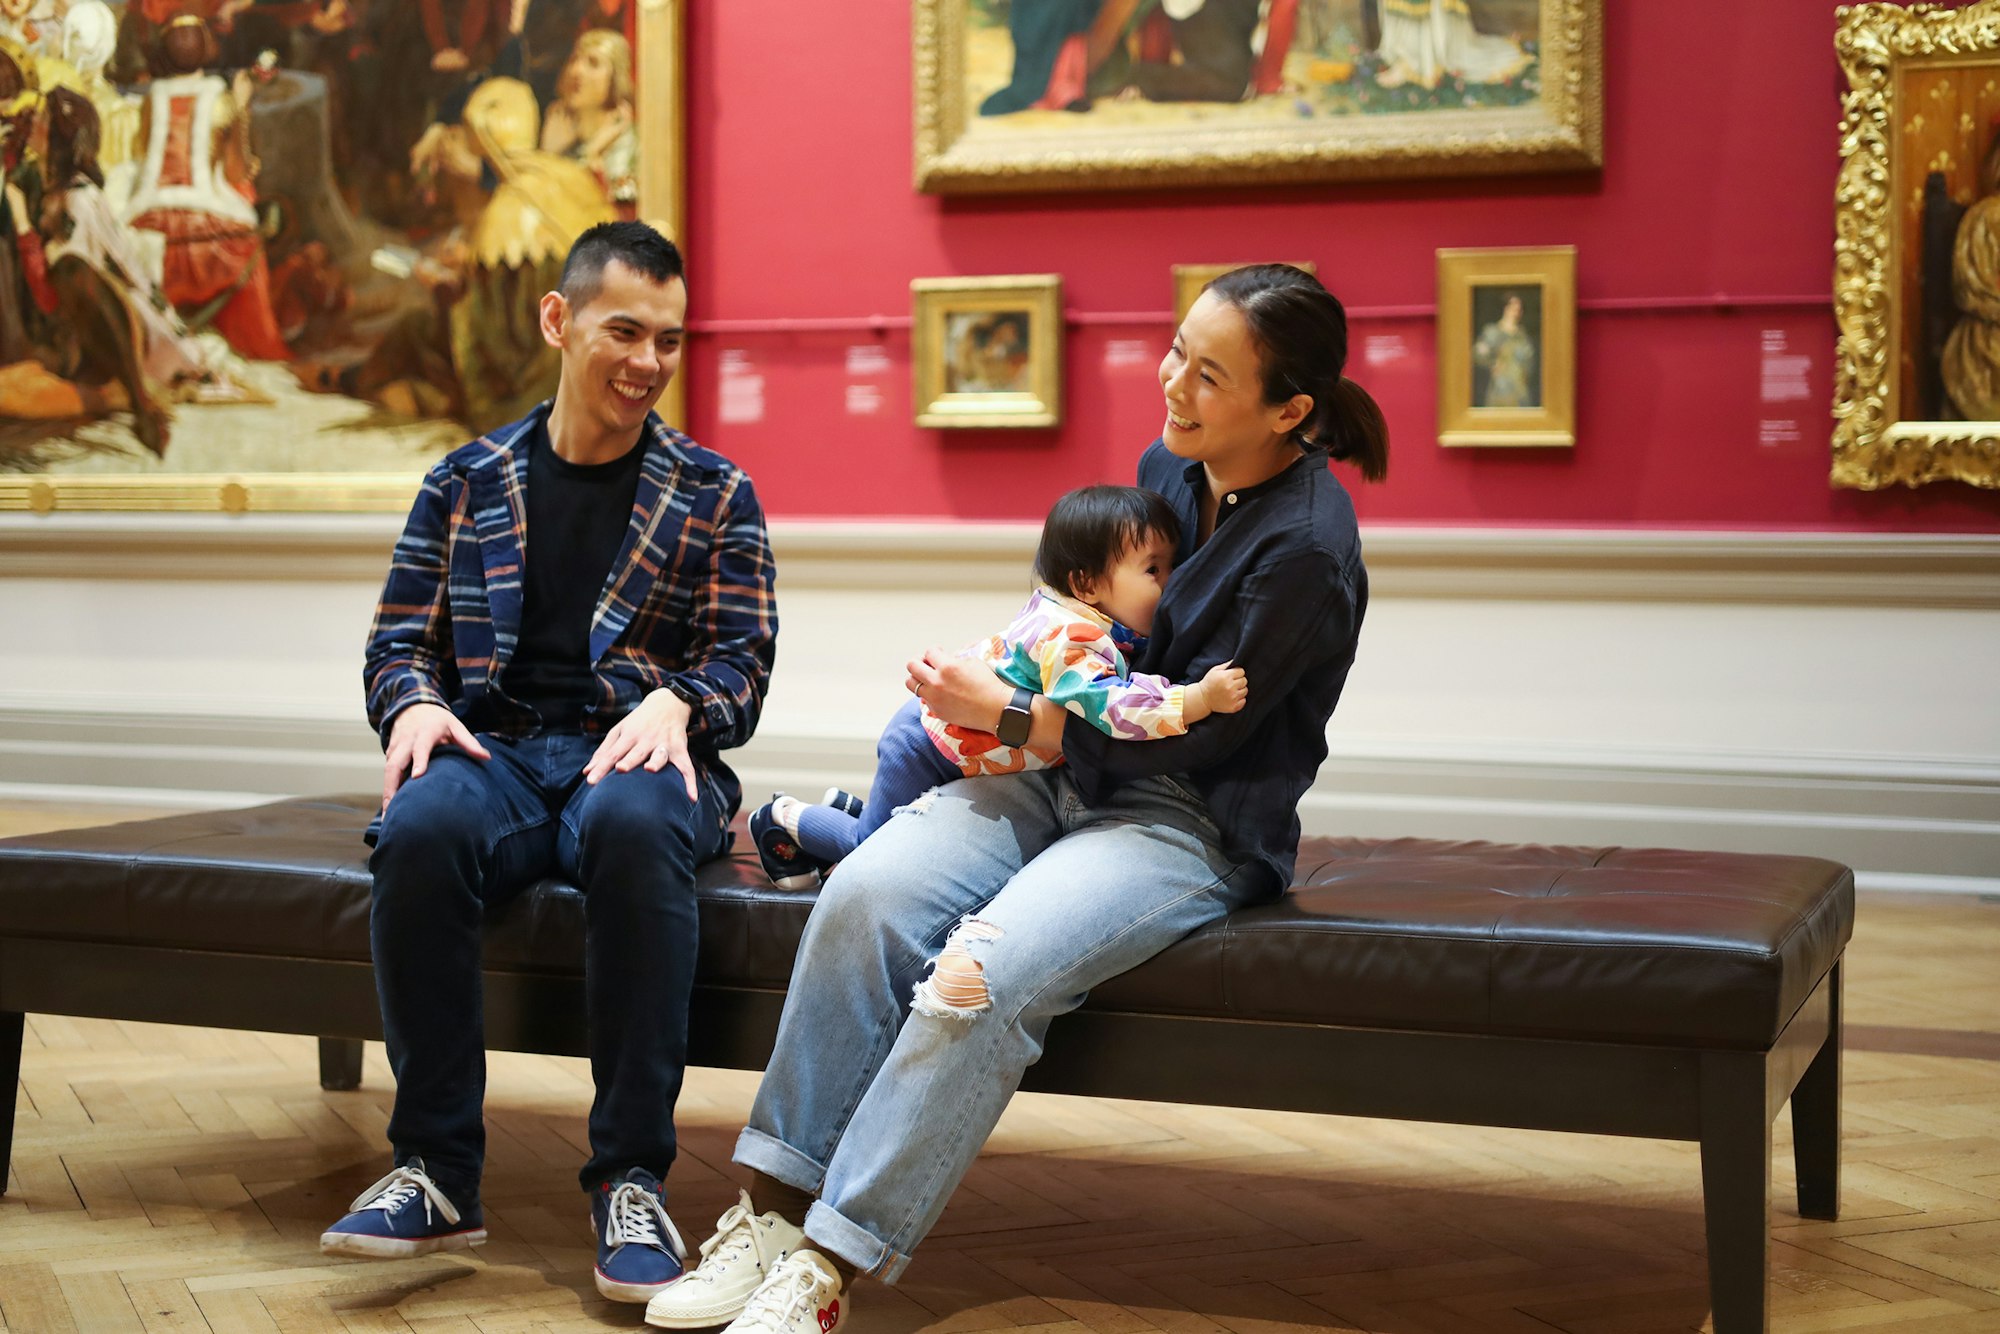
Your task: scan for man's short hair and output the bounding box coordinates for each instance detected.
[559,221,685,311]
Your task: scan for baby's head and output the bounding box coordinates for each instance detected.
[1033,485,1180,636]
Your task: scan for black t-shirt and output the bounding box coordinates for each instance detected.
[503,422,646,732]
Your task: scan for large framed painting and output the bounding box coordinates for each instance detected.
[1835,0,2000,489]
[914,0,1602,194]
[0,0,683,513]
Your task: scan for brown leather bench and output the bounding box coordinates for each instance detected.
[0,795,1852,1334]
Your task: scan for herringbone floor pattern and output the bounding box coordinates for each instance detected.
[3,803,1997,1333]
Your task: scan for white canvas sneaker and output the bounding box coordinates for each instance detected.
[719,1249,846,1334]
[644,1190,808,1329]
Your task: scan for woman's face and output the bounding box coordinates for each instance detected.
[1158,291,1303,468]
[560,43,616,111]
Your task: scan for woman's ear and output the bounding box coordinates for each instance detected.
[1274,392,1313,435]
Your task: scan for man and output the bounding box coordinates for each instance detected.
[321,220,776,1308]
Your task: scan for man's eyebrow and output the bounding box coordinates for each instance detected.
[603,312,685,335]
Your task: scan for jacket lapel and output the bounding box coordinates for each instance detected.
[588,414,680,664]
[467,412,538,672]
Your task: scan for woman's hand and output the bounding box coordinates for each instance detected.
[906,648,1011,731]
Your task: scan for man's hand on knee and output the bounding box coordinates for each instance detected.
[382,703,491,810]
[585,688,698,798]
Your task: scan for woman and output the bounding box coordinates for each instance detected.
[1473,291,1537,408]
[538,28,635,214]
[651,264,1388,1334]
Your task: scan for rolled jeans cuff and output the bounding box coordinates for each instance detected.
[732,1125,826,1196]
[805,1199,913,1284]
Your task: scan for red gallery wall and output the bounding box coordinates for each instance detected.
[680,0,2000,531]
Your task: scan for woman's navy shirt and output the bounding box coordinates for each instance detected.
[1062,439,1368,894]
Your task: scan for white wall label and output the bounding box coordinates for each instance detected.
[1104,339,1153,369]
[1364,334,1409,368]
[845,384,883,415]
[1759,329,1812,404]
[718,349,765,424]
[846,345,892,376]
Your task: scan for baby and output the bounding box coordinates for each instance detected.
[751,484,1248,889]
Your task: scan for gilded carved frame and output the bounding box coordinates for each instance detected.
[1834,0,2000,489]
[913,0,1602,194]
[0,0,685,514]
[911,274,1063,429]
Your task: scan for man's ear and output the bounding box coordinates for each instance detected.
[538,290,567,350]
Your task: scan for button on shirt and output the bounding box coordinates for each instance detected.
[1061,439,1369,892]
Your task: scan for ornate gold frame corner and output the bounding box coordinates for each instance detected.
[914,0,1602,194]
[1435,245,1576,448]
[1833,0,2000,490]
[911,275,1063,429]
[0,0,684,514]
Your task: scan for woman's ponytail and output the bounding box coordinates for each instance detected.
[1312,377,1389,481]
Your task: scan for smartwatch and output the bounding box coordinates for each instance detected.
[995,687,1034,748]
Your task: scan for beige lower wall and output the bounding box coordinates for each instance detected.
[2,516,1995,890]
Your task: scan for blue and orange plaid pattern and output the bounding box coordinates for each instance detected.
[364,403,777,828]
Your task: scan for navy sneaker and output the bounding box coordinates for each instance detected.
[593,1167,688,1302]
[820,787,865,820]
[320,1159,486,1258]
[750,797,823,891]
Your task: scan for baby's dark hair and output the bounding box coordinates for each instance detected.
[1033,485,1180,601]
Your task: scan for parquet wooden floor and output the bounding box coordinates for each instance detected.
[4,801,1998,1333]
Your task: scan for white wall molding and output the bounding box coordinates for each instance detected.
[2,705,1991,891]
[6,514,1998,606]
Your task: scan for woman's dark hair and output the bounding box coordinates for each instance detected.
[44,87,103,190]
[1033,485,1180,602]
[560,220,685,310]
[1205,263,1390,481]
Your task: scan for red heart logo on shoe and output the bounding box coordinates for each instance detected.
[817,1301,839,1331]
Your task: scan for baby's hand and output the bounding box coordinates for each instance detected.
[1199,660,1248,715]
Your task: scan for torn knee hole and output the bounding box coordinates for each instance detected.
[911,918,1002,1018]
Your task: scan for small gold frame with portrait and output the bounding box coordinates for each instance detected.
[911,275,1063,429]
[1171,262,1316,329]
[1435,246,1576,448]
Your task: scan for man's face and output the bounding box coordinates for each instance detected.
[548,259,687,436]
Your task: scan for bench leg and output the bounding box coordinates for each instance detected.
[318,1037,363,1091]
[1700,1050,1772,1334]
[1,1010,20,1197]
[1791,960,1842,1221]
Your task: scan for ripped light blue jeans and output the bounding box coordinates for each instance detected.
[733,767,1269,1281]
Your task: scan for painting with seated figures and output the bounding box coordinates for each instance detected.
[0,0,679,511]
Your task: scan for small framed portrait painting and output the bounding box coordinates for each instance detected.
[1171,262,1316,329]
[911,275,1063,428]
[1435,246,1576,447]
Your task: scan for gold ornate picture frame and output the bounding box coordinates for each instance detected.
[1172,261,1315,328]
[914,0,1601,194]
[912,275,1063,429]
[1435,245,1575,448]
[1,1,684,514]
[1834,0,2000,490]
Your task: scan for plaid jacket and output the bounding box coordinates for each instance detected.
[364,403,777,825]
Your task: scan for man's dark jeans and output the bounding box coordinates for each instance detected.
[366,730,727,1203]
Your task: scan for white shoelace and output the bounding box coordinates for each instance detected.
[733,1254,833,1334]
[348,1163,460,1228]
[687,1191,779,1285]
[605,1179,687,1258]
